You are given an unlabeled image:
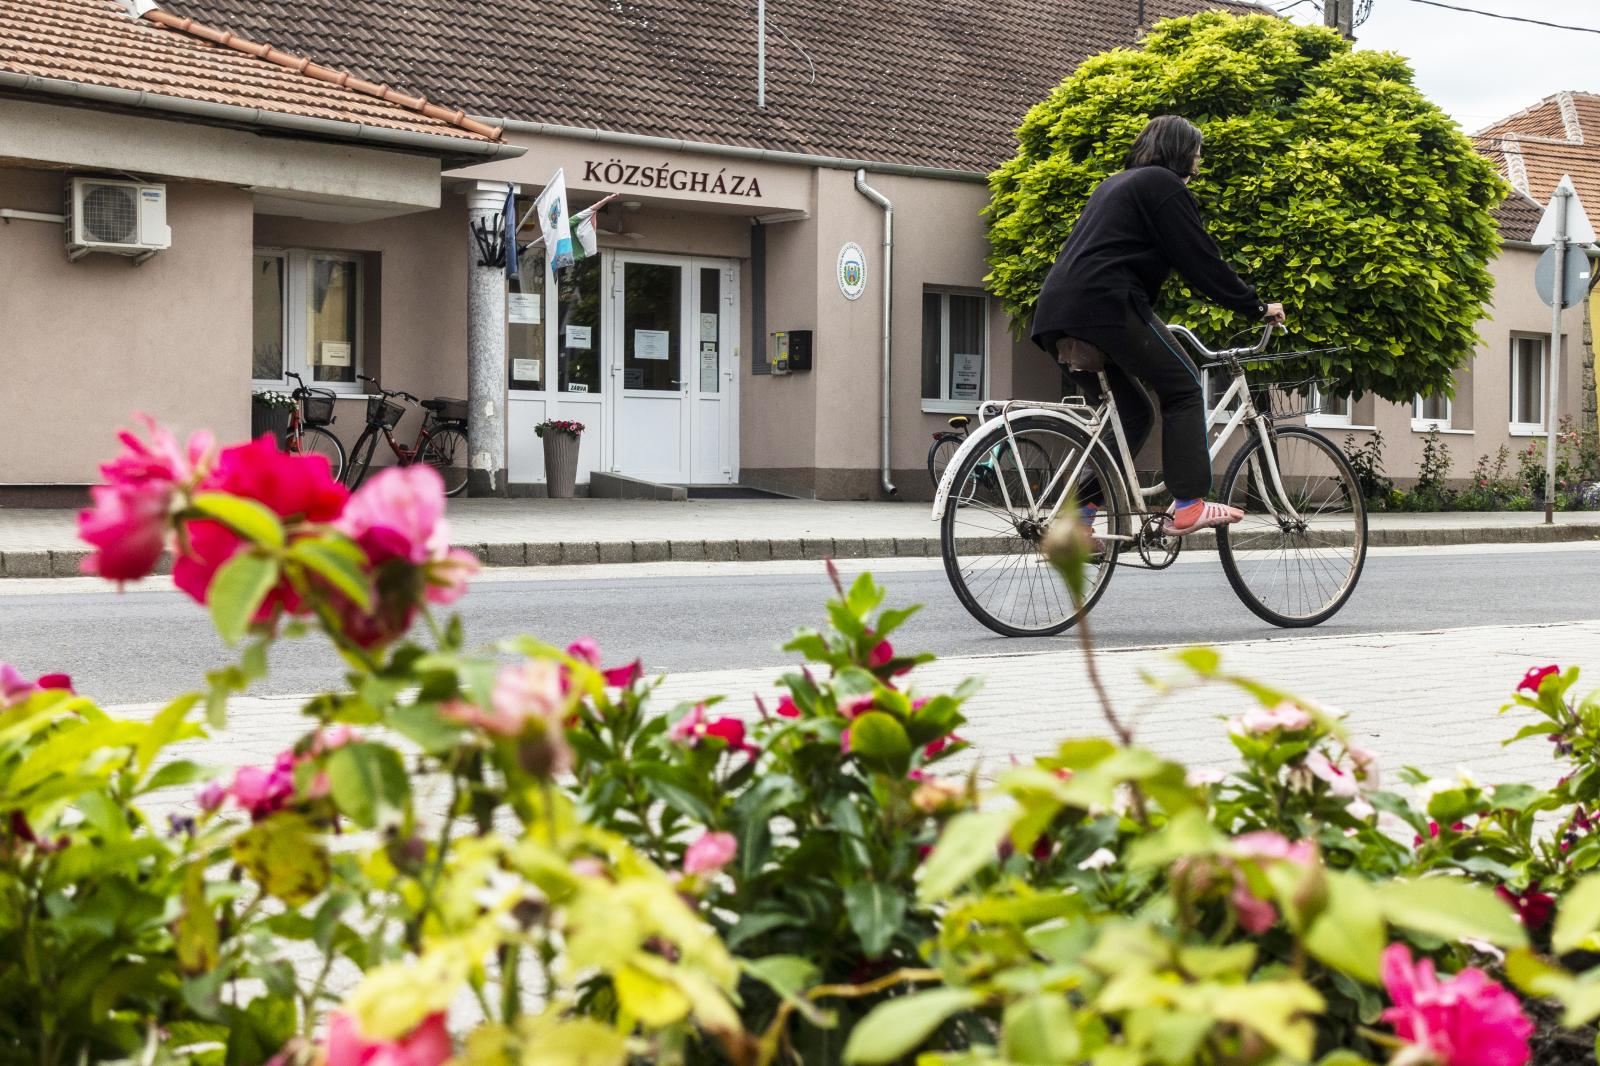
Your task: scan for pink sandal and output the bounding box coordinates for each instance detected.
[1161,500,1243,536]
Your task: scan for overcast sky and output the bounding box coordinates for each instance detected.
[1280,0,1598,132]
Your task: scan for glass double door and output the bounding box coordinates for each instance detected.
[609,253,736,484]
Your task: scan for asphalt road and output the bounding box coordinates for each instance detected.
[2,545,1596,704]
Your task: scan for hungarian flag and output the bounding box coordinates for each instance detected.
[534,169,574,269]
[572,207,599,259]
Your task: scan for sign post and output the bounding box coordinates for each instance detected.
[1530,176,1596,524]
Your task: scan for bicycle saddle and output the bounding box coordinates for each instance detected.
[420,397,462,411]
[947,415,970,429]
[1054,337,1107,373]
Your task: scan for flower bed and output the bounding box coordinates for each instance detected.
[5,419,1600,1065]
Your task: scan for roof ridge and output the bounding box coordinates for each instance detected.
[136,4,505,142]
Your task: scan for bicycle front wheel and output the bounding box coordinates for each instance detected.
[1217,424,1368,627]
[295,426,346,483]
[344,430,380,491]
[420,425,470,498]
[927,434,961,490]
[940,417,1121,637]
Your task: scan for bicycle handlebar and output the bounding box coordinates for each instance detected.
[1166,322,1276,362]
[357,374,419,404]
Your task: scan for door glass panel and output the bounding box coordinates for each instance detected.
[557,258,602,394]
[252,254,285,380]
[307,255,359,384]
[508,259,545,392]
[947,294,985,401]
[698,267,720,394]
[622,262,682,392]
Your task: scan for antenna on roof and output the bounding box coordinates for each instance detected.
[758,0,767,109]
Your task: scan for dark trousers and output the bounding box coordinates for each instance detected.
[1055,300,1212,503]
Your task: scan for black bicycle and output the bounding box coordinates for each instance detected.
[928,414,1052,508]
[927,415,972,488]
[343,375,470,497]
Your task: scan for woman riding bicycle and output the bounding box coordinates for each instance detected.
[1030,115,1286,536]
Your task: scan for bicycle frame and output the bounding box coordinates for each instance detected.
[929,324,1307,536]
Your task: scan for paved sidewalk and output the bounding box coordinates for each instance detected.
[4,498,1598,577]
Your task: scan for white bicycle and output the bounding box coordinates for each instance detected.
[931,324,1368,636]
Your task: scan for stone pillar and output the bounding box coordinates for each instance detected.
[465,181,511,497]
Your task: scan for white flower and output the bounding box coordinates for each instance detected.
[1415,777,1453,807]
[1187,767,1227,787]
[1462,937,1505,962]
[1455,766,1481,790]
[1345,797,1376,820]
[1077,847,1117,871]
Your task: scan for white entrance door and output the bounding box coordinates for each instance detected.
[608,253,737,484]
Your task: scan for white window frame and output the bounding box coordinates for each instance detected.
[1411,391,1453,433]
[1509,334,1549,436]
[251,247,366,394]
[1307,383,1356,429]
[921,289,990,414]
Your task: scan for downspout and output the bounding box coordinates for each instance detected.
[854,170,896,497]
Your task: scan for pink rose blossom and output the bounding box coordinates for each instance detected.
[337,466,448,566]
[1236,701,1313,734]
[1380,943,1532,1066]
[325,1010,451,1066]
[445,660,567,741]
[228,753,297,821]
[79,417,214,583]
[1231,881,1278,934]
[1518,665,1559,695]
[1305,751,1360,798]
[683,830,738,875]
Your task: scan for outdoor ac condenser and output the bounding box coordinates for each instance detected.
[65,177,172,263]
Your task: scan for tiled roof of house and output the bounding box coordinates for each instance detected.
[160,0,1271,172]
[0,0,502,145]
[1491,190,1546,244]
[1476,91,1600,223]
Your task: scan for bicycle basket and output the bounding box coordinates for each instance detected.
[368,395,407,429]
[1261,376,1336,420]
[299,388,338,427]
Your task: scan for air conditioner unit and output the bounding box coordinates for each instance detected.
[65,177,172,262]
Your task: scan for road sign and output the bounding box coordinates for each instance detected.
[1535,244,1592,308]
[1531,175,1596,247]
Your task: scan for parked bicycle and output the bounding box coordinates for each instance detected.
[342,374,470,497]
[283,371,346,482]
[928,414,1052,503]
[931,324,1367,636]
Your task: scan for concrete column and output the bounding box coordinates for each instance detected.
[465,181,511,497]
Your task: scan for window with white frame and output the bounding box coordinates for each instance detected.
[1509,335,1548,433]
[252,249,365,390]
[921,290,987,409]
[1309,383,1354,427]
[1412,390,1451,430]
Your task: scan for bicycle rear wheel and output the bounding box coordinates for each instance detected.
[343,430,380,491]
[420,425,470,498]
[1216,425,1367,627]
[294,426,346,483]
[927,434,962,491]
[940,417,1121,637]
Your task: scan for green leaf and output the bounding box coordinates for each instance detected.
[387,703,467,756]
[1304,871,1385,985]
[843,882,907,957]
[175,865,219,975]
[138,693,200,775]
[141,759,211,794]
[1001,995,1080,1065]
[742,955,831,1028]
[1378,877,1527,948]
[326,742,410,828]
[289,536,372,610]
[231,814,329,906]
[848,712,911,765]
[191,492,285,548]
[842,988,984,1064]
[918,810,1012,902]
[208,552,281,645]
[1554,875,1600,954]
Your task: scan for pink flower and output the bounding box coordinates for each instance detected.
[172,436,348,617]
[869,640,894,668]
[1518,665,1559,695]
[195,780,227,813]
[1236,701,1313,734]
[325,1011,451,1066]
[774,695,801,719]
[0,664,72,707]
[560,638,643,690]
[1380,943,1532,1066]
[565,638,602,667]
[1232,831,1317,867]
[839,694,876,720]
[337,465,449,566]
[445,660,566,738]
[1231,881,1279,934]
[79,418,214,583]
[1347,744,1380,788]
[923,734,965,759]
[683,830,738,875]
[1495,884,1555,931]
[670,705,755,754]
[1304,751,1360,798]
[228,754,297,821]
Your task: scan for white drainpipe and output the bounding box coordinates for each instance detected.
[854,170,896,497]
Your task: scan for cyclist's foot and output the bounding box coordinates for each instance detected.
[1161,500,1243,536]
[1079,504,1106,554]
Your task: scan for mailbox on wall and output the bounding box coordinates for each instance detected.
[768,330,813,375]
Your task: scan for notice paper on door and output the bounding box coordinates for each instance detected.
[565,325,592,349]
[508,293,541,325]
[320,341,352,368]
[635,329,671,361]
[512,358,541,381]
[953,352,981,399]
[700,342,718,392]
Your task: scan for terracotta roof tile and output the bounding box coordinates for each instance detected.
[1477,91,1600,223]
[0,0,500,143]
[160,0,1271,172]
[1491,190,1544,243]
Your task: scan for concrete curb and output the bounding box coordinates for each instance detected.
[8,523,1596,578]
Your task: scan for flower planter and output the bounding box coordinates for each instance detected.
[542,430,580,498]
[250,398,293,448]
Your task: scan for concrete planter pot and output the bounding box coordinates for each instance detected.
[542,431,581,498]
